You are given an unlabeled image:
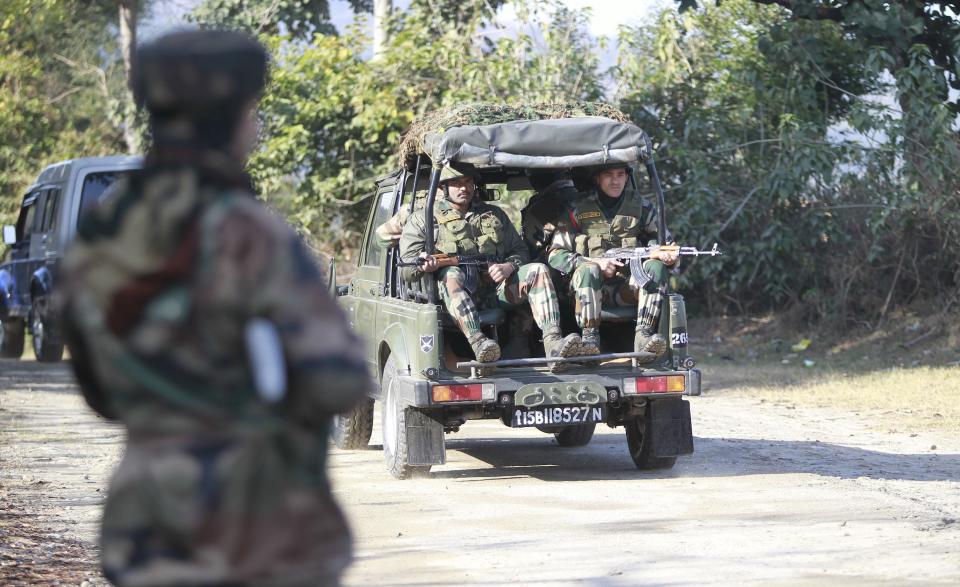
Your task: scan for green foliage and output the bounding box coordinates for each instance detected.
[0,0,127,226]
[248,0,605,258]
[622,0,959,321]
[191,0,371,37]
[0,0,954,324]
[678,1,960,112]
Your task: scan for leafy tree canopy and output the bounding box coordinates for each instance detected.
[677,0,960,111]
[191,0,372,38]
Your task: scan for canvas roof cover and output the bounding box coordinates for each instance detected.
[420,117,648,170]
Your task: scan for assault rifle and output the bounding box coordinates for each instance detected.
[601,243,722,287]
[397,253,500,269]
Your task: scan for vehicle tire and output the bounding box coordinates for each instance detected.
[625,415,677,470]
[333,397,374,450]
[0,319,25,359]
[381,354,430,479]
[30,296,64,363]
[554,423,596,447]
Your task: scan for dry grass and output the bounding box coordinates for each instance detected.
[701,361,960,433]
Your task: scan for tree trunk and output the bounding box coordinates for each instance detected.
[119,0,139,155]
[373,0,392,61]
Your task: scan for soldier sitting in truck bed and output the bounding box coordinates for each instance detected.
[398,167,581,366]
[547,164,679,360]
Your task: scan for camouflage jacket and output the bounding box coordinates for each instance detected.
[374,194,426,249]
[548,188,668,274]
[59,149,371,586]
[398,197,528,283]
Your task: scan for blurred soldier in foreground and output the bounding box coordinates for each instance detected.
[58,30,371,586]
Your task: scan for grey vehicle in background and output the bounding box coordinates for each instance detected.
[0,156,141,361]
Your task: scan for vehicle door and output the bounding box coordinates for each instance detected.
[37,185,62,275]
[10,191,45,305]
[351,182,399,370]
[7,193,38,308]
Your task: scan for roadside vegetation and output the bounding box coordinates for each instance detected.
[692,314,960,432]
[1,0,957,335]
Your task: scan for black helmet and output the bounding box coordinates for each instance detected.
[134,30,269,148]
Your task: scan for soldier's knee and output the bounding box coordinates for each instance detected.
[643,260,669,284]
[441,266,467,285]
[526,262,549,279]
[574,262,602,288]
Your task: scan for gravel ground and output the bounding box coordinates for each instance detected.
[2,358,959,586]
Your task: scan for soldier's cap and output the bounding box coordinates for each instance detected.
[592,162,632,176]
[133,29,269,118]
[438,166,474,184]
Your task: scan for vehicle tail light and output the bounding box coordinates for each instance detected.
[622,375,685,394]
[432,383,495,402]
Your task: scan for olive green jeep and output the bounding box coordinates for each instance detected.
[332,114,704,479]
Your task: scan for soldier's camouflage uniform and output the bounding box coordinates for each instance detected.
[58,30,371,587]
[548,187,671,334]
[373,194,425,249]
[399,197,561,341]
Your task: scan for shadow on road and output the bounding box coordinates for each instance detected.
[0,359,74,393]
[431,433,959,483]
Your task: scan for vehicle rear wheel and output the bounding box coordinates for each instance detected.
[381,354,431,479]
[333,397,374,450]
[30,296,63,362]
[625,415,677,470]
[554,423,596,447]
[0,318,25,359]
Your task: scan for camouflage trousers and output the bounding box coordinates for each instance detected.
[550,250,668,332]
[437,263,560,339]
[100,433,351,587]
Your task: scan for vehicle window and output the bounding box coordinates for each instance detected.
[31,192,47,233]
[15,197,37,241]
[42,188,60,231]
[79,171,129,219]
[363,190,395,267]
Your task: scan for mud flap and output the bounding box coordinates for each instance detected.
[648,398,694,458]
[405,409,446,466]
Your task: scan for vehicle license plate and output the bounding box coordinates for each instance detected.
[510,404,606,428]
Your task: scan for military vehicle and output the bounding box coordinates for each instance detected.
[332,112,704,478]
[0,156,141,361]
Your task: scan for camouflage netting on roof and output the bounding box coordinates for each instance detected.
[398,102,632,168]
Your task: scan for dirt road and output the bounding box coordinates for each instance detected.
[2,360,959,585]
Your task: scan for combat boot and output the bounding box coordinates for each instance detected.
[468,333,501,363]
[542,326,581,373]
[634,328,666,363]
[578,327,601,356]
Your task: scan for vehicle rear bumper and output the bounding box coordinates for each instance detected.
[391,367,701,409]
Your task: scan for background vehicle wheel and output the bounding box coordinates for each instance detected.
[0,319,25,359]
[381,354,430,479]
[625,416,677,470]
[333,397,374,450]
[30,296,63,362]
[554,423,596,447]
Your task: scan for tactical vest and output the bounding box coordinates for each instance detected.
[433,199,507,257]
[572,190,652,257]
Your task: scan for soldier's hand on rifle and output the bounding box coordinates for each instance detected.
[419,252,440,273]
[654,242,679,266]
[487,262,515,284]
[594,257,624,278]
